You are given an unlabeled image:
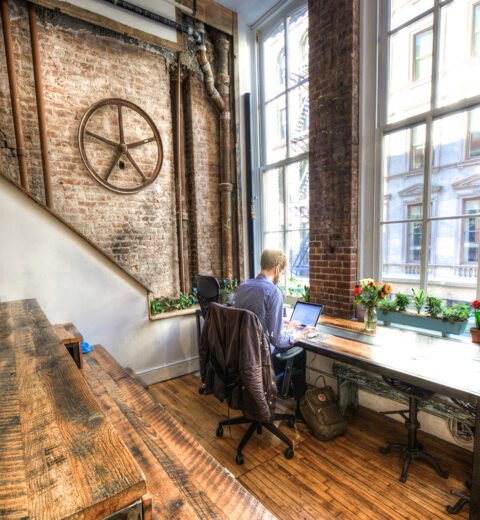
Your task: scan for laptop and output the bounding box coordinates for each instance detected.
[289,301,323,328]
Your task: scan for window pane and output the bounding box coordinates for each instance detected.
[427,218,477,304]
[407,204,423,263]
[474,3,480,57]
[264,231,284,251]
[286,160,309,231]
[264,95,287,164]
[382,126,424,221]
[262,168,284,232]
[381,222,421,292]
[387,15,433,123]
[431,108,480,217]
[287,230,309,281]
[262,21,285,102]
[437,1,480,107]
[470,107,480,157]
[288,84,309,156]
[390,0,433,31]
[287,5,308,87]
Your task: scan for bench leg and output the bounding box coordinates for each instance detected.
[337,378,358,415]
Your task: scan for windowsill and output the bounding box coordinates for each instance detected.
[149,306,199,321]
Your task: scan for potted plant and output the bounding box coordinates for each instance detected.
[219,279,238,305]
[378,290,470,337]
[471,300,480,343]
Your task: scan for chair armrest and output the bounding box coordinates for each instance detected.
[275,346,303,361]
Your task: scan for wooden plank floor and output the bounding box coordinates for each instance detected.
[149,373,473,520]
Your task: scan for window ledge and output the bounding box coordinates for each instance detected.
[148,305,199,321]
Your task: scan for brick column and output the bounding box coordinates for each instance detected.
[308,0,360,318]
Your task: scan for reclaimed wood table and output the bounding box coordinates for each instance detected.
[297,317,480,520]
[0,299,147,519]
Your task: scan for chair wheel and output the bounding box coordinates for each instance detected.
[198,387,205,394]
[287,419,295,428]
[216,426,224,438]
[284,447,294,459]
[236,453,244,465]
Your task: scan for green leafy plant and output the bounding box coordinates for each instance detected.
[378,299,397,312]
[411,289,425,314]
[150,292,198,315]
[394,293,410,312]
[220,279,238,295]
[303,285,311,302]
[441,303,470,323]
[425,296,443,318]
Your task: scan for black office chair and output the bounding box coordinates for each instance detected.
[195,274,220,348]
[200,303,304,465]
[379,377,449,483]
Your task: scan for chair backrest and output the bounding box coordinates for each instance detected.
[199,303,277,423]
[196,274,220,319]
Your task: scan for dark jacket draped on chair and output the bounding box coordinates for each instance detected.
[199,303,277,423]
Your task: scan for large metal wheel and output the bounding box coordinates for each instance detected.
[78,98,163,194]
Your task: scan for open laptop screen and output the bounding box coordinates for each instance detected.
[289,301,323,327]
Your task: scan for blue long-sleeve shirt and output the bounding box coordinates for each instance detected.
[234,274,293,352]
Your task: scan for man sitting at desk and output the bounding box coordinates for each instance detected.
[234,249,309,415]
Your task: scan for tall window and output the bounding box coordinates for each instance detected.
[413,29,433,81]
[259,2,309,288]
[370,0,480,303]
[470,107,480,158]
[474,3,480,57]
[463,198,480,263]
[407,204,423,263]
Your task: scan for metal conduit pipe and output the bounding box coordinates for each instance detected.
[174,52,186,292]
[104,0,202,43]
[1,0,29,191]
[28,3,52,208]
[194,21,233,280]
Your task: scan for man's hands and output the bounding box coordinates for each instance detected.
[283,318,317,342]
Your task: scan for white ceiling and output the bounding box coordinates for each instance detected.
[216,0,281,26]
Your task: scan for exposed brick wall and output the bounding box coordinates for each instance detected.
[308,0,360,318]
[0,0,230,296]
[184,72,222,281]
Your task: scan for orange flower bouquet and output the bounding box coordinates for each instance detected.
[353,278,393,332]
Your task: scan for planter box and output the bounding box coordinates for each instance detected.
[378,310,469,337]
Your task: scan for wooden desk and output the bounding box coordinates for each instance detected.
[0,299,147,519]
[297,318,480,520]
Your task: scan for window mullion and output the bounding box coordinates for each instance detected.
[284,16,290,159]
[430,0,441,109]
[420,116,433,292]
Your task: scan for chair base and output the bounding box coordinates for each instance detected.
[379,441,449,483]
[217,413,296,465]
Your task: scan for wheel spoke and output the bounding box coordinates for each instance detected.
[105,149,123,180]
[125,150,147,181]
[127,136,156,149]
[118,105,125,144]
[85,130,118,148]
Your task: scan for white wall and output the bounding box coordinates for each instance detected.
[0,176,198,384]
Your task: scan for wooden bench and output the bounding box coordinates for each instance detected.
[333,361,474,426]
[82,345,275,520]
[52,322,83,368]
[0,299,148,519]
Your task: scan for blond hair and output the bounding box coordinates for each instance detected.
[260,249,287,271]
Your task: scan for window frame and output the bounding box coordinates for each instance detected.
[360,0,480,302]
[473,2,480,57]
[461,197,480,263]
[412,27,433,82]
[253,0,309,286]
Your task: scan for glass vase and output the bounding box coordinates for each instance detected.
[364,307,377,333]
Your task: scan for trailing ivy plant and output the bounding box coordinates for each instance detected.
[425,296,443,318]
[151,292,198,315]
[394,293,410,312]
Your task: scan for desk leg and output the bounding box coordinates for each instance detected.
[470,399,480,519]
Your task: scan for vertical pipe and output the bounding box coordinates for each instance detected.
[175,52,186,293]
[28,3,52,208]
[1,0,29,190]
